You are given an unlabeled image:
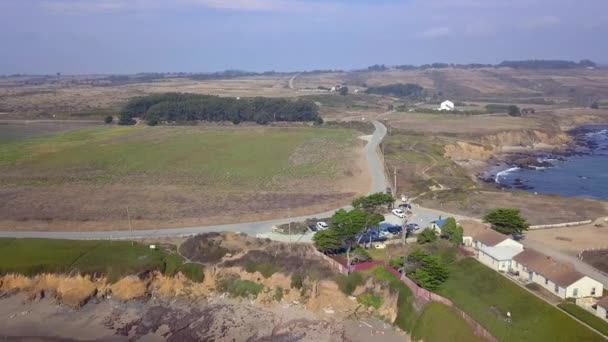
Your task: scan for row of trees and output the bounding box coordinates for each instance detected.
[118,93,321,125]
[365,83,424,98]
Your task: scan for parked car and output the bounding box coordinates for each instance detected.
[398,203,412,210]
[392,208,406,218]
[307,224,318,232]
[316,222,329,230]
[407,223,420,231]
[387,226,402,234]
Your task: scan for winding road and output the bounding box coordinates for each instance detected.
[0,121,388,240]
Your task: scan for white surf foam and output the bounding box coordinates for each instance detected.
[495,167,520,183]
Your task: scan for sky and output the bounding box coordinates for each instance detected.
[0,0,607,74]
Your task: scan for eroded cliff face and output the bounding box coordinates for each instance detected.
[444,129,570,164]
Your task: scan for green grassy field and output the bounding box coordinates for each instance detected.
[412,302,485,342]
[438,258,604,341]
[0,125,357,190]
[558,303,608,337]
[0,238,182,282]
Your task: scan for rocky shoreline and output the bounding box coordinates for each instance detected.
[476,124,608,191]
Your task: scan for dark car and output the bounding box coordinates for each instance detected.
[307,224,318,232]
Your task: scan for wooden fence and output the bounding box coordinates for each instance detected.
[314,251,497,342]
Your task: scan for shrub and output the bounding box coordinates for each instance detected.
[162,254,184,276]
[274,286,284,302]
[244,261,279,278]
[417,229,437,244]
[217,277,264,298]
[291,273,304,289]
[389,257,405,270]
[147,118,159,126]
[104,115,113,124]
[336,272,364,295]
[178,263,204,283]
[357,292,383,309]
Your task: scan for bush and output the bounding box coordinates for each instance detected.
[291,273,304,289]
[244,261,278,278]
[178,263,205,283]
[367,266,418,332]
[336,272,364,295]
[274,286,284,302]
[162,254,184,276]
[147,118,159,126]
[508,105,521,117]
[104,115,113,124]
[590,102,599,109]
[357,292,383,309]
[389,257,405,270]
[417,229,437,244]
[217,277,264,298]
[405,250,448,291]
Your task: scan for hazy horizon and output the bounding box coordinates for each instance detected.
[1,0,606,74]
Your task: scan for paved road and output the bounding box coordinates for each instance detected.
[288,74,298,90]
[0,121,388,241]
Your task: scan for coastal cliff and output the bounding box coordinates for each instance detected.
[444,129,570,166]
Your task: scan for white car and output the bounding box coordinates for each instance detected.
[316,221,329,230]
[392,208,406,218]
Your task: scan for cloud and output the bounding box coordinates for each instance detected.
[464,21,497,37]
[40,0,343,14]
[416,26,452,39]
[521,15,560,29]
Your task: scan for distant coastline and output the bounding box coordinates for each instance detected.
[480,124,608,200]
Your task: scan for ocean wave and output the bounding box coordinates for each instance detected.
[494,167,520,183]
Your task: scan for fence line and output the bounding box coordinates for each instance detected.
[529,220,592,230]
[313,251,497,342]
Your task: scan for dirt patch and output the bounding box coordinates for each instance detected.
[418,190,608,225]
[525,218,608,256]
[580,249,608,274]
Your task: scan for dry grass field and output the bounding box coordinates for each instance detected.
[0,124,368,231]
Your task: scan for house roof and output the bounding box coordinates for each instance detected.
[474,228,509,247]
[433,217,447,228]
[460,220,489,237]
[513,249,585,287]
[597,296,608,309]
[479,245,523,261]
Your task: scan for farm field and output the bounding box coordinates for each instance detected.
[438,258,604,341]
[0,125,367,231]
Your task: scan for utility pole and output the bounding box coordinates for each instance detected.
[127,206,133,246]
[288,207,292,244]
[394,167,397,195]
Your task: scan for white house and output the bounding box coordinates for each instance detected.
[512,249,604,299]
[459,220,524,271]
[596,297,608,321]
[438,100,455,111]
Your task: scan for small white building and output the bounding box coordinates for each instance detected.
[596,297,608,321]
[438,100,455,111]
[459,220,524,271]
[512,249,604,299]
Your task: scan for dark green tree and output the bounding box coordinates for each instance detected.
[440,217,464,245]
[352,193,394,213]
[417,228,437,244]
[330,209,383,269]
[483,208,529,235]
[312,229,342,253]
[507,105,521,117]
[405,249,449,291]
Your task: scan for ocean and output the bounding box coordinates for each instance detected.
[486,125,608,200]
